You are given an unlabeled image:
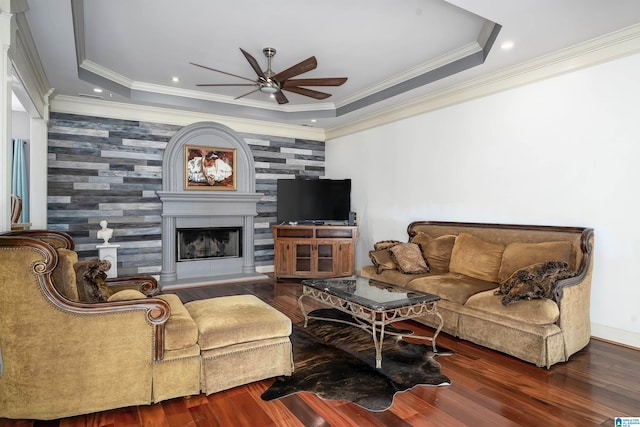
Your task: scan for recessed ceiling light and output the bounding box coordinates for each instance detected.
[93,88,103,93]
[501,41,514,50]
[172,77,180,83]
[311,119,317,123]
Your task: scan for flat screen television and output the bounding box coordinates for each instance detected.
[277,179,351,225]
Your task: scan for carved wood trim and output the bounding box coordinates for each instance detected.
[2,229,75,249]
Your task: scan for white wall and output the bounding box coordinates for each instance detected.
[326,52,640,348]
[11,109,29,139]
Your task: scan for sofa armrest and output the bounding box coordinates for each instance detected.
[106,275,160,296]
[553,228,594,301]
[555,230,594,358]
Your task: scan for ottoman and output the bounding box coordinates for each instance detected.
[184,294,294,394]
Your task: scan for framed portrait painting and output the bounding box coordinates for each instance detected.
[184,145,237,190]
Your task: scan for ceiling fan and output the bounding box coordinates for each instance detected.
[190,47,347,105]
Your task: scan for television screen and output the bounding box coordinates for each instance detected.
[277,179,351,224]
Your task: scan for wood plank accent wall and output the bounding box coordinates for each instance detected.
[47,112,325,276]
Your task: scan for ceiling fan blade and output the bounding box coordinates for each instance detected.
[234,88,261,100]
[282,86,332,100]
[240,48,267,79]
[274,91,289,105]
[283,77,348,87]
[196,83,257,87]
[189,62,256,83]
[273,56,317,82]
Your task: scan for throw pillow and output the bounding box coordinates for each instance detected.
[389,243,431,274]
[495,261,576,305]
[73,258,112,303]
[369,249,397,274]
[410,232,457,273]
[373,240,401,251]
[498,240,574,282]
[449,233,505,282]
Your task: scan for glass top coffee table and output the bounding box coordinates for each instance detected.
[299,276,443,368]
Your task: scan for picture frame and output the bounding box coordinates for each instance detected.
[184,145,236,190]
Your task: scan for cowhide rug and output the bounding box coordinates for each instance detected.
[261,308,452,412]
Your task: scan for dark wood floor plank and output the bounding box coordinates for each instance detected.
[277,394,332,427]
[157,398,195,427]
[296,392,373,427]
[392,391,471,427]
[136,403,170,427]
[243,382,305,427]
[203,390,239,427]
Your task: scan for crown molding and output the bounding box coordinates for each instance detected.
[8,5,49,117]
[80,58,338,114]
[336,41,482,108]
[50,95,327,141]
[326,23,640,140]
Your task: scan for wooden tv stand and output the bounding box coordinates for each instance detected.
[272,225,358,279]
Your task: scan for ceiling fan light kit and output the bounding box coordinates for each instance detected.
[191,47,347,104]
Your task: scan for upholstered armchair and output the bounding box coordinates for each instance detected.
[0,230,201,419]
[0,230,293,420]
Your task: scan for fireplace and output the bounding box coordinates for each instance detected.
[157,121,267,289]
[177,227,242,261]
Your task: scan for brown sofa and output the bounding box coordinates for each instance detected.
[0,230,293,420]
[361,221,594,368]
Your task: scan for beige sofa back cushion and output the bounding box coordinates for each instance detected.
[51,248,80,302]
[410,232,456,273]
[449,233,505,283]
[498,241,575,282]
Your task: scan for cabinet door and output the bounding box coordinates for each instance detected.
[315,240,337,275]
[293,242,313,275]
[274,240,294,278]
[335,240,355,276]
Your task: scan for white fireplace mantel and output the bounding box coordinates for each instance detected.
[157,191,263,217]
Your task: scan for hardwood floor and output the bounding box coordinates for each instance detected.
[2,278,639,427]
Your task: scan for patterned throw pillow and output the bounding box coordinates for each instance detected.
[495,261,575,305]
[369,249,398,274]
[373,240,401,251]
[73,258,112,303]
[389,243,431,274]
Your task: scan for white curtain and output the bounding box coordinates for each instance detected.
[12,138,29,223]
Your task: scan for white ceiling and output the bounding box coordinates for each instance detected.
[21,0,640,130]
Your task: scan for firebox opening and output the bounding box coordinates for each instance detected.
[177,227,242,262]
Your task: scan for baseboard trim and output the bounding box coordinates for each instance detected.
[591,323,640,350]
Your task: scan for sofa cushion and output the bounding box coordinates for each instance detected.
[373,240,401,250]
[498,241,574,282]
[107,289,147,302]
[157,294,200,351]
[411,232,456,273]
[51,248,80,302]
[405,272,498,305]
[496,261,576,305]
[369,249,397,274]
[465,289,560,325]
[185,295,291,351]
[389,243,430,274]
[449,233,505,283]
[360,265,432,287]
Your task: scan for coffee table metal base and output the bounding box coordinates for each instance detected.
[298,285,444,368]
